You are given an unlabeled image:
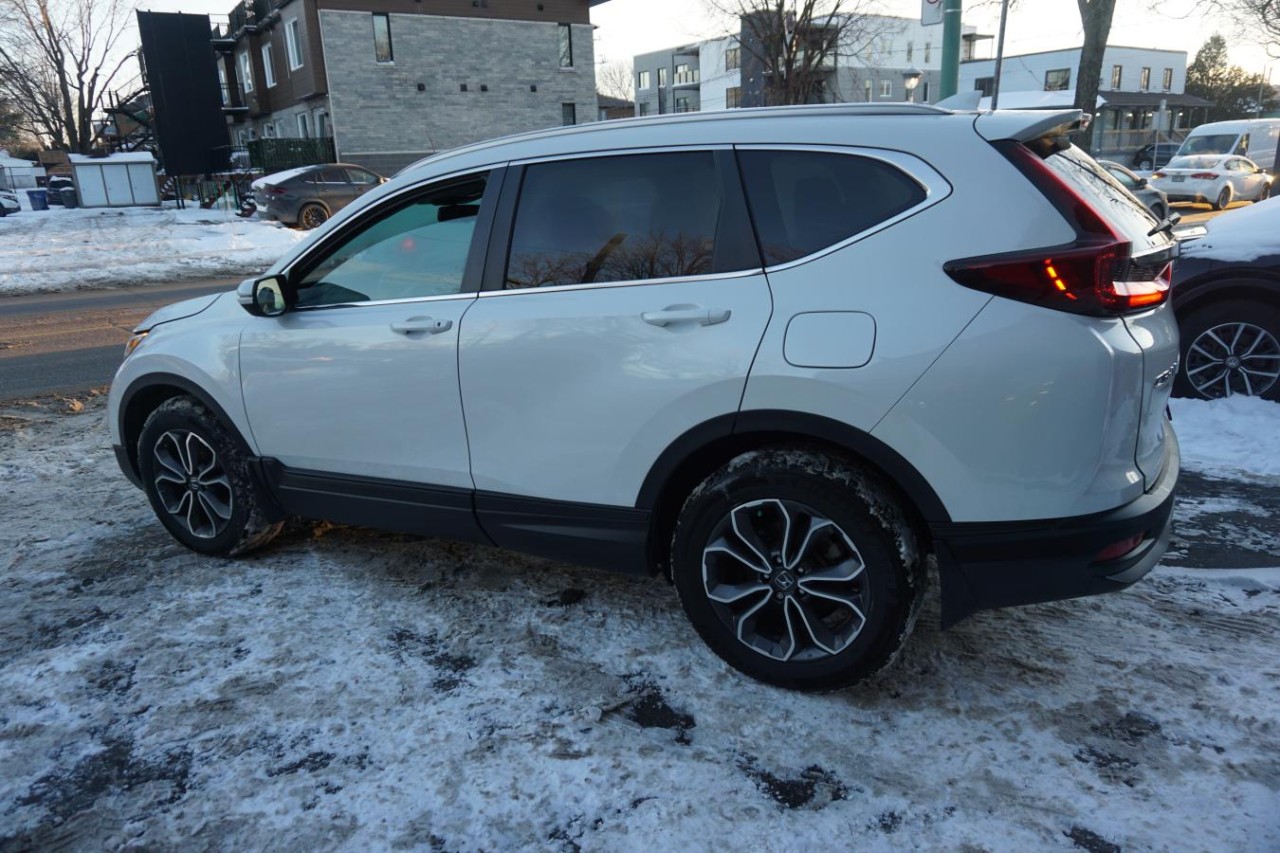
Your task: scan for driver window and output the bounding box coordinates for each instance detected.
[294,172,487,307]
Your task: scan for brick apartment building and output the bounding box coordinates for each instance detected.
[213,0,607,174]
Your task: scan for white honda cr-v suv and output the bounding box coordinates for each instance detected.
[109,104,1180,691]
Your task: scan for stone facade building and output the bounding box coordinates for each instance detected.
[214,0,607,175]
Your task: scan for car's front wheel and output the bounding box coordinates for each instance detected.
[137,396,283,555]
[1138,158,1153,171]
[1177,299,1280,400]
[670,449,923,692]
[298,203,328,230]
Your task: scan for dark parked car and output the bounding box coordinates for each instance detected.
[1100,160,1169,220]
[258,163,385,229]
[1131,143,1180,171]
[44,175,75,206]
[1173,197,1280,400]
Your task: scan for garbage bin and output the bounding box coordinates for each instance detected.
[59,187,78,208]
[25,189,48,211]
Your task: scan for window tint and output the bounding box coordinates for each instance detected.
[1044,146,1166,251]
[346,168,380,185]
[506,152,722,288]
[738,150,927,265]
[295,174,486,307]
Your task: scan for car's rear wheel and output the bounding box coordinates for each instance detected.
[670,449,923,692]
[1138,158,1153,171]
[1177,300,1280,401]
[138,396,283,555]
[298,203,328,230]
[1215,186,1233,210]
[1257,182,1271,202]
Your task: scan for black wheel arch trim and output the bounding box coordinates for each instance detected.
[116,372,256,487]
[1173,273,1280,318]
[635,409,952,524]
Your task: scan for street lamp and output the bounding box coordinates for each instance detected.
[902,67,923,103]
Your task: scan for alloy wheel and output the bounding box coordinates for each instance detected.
[701,498,869,662]
[300,205,327,229]
[151,430,234,538]
[1185,322,1280,398]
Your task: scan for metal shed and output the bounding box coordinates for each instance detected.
[69,152,161,207]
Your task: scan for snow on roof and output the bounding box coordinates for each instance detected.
[0,156,37,168]
[251,165,316,191]
[68,152,156,164]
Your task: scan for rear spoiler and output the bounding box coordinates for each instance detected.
[975,109,1088,156]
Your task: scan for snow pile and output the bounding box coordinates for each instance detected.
[0,196,307,295]
[1171,395,1280,477]
[0,396,1276,850]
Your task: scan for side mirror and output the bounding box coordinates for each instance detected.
[238,275,288,317]
[1136,177,1148,187]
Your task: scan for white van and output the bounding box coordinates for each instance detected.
[1176,119,1280,172]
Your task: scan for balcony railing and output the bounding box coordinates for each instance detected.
[673,70,700,86]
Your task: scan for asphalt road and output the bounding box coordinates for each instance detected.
[0,278,238,401]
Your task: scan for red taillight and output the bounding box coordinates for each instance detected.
[265,185,287,196]
[1189,172,1219,179]
[1093,532,1145,563]
[943,141,1171,316]
[1152,171,1166,178]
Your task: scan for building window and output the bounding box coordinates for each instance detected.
[1044,68,1070,91]
[921,79,930,102]
[218,65,229,105]
[864,79,872,101]
[906,41,913,61]
[275,119,285,138]
[975,77,994,96]
[239,52,253,92]
[675,96,693,112]
[285,19,303,70]
[1111,64,1122,89]
[297,113,310,137]
[373,13,393,63]
[561,102,576,125]
[725,46,740,71]
[726,86,741,108]
[658,67,667,87]
[262,123,274,139]
[879,79,892,98]
[1162,68,1172,91]
[237,129,247,146]
[638,102,650,116]
[638,70,651,90]
[558,23,573,68]
[316,110,329,137]
[924,42,931,63]
[262,44,276,88]
[1139,67,1151,91]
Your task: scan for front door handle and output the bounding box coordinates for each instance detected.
[641,304,732,327]
[390,316,452,335]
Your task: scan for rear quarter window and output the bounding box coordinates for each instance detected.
[737,149,926,265]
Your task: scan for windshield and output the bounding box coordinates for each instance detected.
[1044,145,1170,252]
[1166,155,1221,170]
[1179,134,1238,156]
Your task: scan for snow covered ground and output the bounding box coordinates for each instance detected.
[0,193,306,296]
[1,393,1277,850]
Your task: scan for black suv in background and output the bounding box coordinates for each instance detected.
[1131,143,1180,171]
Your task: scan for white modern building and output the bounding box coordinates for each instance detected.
[960,46,1213,159]
[633,14,992,116]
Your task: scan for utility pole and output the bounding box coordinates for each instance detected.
[939,0,962,99]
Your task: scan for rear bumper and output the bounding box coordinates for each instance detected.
[933,427,1179,627]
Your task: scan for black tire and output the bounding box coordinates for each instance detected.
[670,448,924,692]
[298,203,328,230]
[1175,299,1280,401]
[1257,182,1271,202]
[1214,186,1232,211]
[1138,159,1153,171]
[137,396,283,556]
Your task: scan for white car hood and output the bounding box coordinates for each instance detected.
[135,292,225,332]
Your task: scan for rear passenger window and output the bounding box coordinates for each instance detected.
[505,151,725,288]
[738,150,926,265]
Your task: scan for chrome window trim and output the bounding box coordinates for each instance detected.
[732,143,952,273]
[479,268,762,299]
[290,292,478,314]
[507,143,734,169]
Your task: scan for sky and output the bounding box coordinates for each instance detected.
[135,0,1277,85]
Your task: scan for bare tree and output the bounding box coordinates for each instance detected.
[0,0,135,153]
[1073,0,1118,152]
[705,0,892,106]
[597,59,636,102]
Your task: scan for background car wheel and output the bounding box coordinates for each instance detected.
[1257,182,1271,202]
[138,396,283,555]
[298,203,328,230]
[1176,300,1280,401]
[1138,159,1153,171]
[1214,186,1233,210]
[670,448,924,692]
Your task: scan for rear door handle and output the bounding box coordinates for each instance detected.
[641,304,731,327]
[390,316,453,335]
